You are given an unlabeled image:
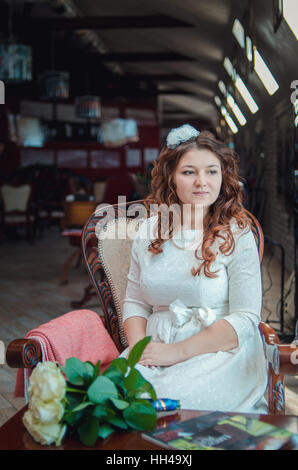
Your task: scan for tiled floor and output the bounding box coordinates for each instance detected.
[0,226,297,427]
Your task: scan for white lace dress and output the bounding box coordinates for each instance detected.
[120,215,268,414]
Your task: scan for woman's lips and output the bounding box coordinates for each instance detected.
[192,192,209,195]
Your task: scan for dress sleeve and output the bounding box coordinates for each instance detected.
[122,232,153,324]
[223,226,262,351]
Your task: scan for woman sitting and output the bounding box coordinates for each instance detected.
[120,124,268,414]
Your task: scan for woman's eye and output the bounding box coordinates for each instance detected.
[182,170,218,175]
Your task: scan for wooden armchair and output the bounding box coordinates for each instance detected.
[6,200,298,415]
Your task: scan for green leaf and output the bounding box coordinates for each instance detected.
[85,360,95,367]
[98,424,114,440]
[102,358,128,385]
[110,358,128,375]
[109,397,129,410]
[104,406,117,420]
[127,337,151,368]
[71,402,93,413]
[63,410,84,426]
[78,415,99,447]
[63,357,87,386]
[93,404,108,419]
[93,405,116,421]
[84,362,94,379]
[87,376,118,404]
[124,368,147,391]
[108,415,128,430]
[123,400,157,431]
[123,367,157,400]
[102,365,123,384]
[64,392,84,411]
[134,380,157,401]
[93,360,101,379]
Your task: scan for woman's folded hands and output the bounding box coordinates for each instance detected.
[138,341,185,367]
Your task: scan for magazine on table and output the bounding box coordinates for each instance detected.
[142,411,298,450]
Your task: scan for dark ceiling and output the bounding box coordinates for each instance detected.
[2,0,298,129]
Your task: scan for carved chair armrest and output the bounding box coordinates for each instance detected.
[6,339,42,369]
[259,322,298,376]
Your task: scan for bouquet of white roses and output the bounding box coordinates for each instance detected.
[23,337,157,447]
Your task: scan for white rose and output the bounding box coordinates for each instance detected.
[28,361,66,402]
[30,399,64,424]
[23,409,67,446]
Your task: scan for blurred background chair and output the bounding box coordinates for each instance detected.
[12,164,95,239]
[0,183,34,242]
[60,197,97,285]
[93,180,107,204]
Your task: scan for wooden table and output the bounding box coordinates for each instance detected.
[1,406,298,451]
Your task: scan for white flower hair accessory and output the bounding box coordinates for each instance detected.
[166,124,200,149]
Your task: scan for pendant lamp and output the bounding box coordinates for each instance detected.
[0,3,32,82]
[75,95,101,119]
[38,31,69,100]
[0,43,32,82]
[38,70,70,100]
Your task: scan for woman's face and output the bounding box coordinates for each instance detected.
[173,148,222,217]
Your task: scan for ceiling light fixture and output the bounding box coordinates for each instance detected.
[218,80,247,125]
[232,19,245,48]
[220,106,238,134]
[218,81,227,95]
[254,49,279,95]
[224,57,259,113]
[232,18,279,95]
[235,76,259,114]
[214,95,222,107]
[226,94,247,126]
[223,57,235,80]
[283,0,298,40]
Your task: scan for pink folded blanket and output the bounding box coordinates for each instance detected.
[14,309,119,400]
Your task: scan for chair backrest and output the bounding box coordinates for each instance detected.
[63,200,97,229]
[82,200,264,353]
[1,184,31,213]
[93,181,107,203]
[82,199,147,352]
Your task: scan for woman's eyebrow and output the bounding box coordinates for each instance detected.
[180,164,220,169]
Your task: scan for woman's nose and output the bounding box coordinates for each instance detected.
[194,172,207,187]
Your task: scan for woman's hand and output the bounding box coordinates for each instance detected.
[138,341,185,367]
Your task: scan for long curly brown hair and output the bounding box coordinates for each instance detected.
[144,130,252,278]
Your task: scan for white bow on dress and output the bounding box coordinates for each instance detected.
[169,299,216,330]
